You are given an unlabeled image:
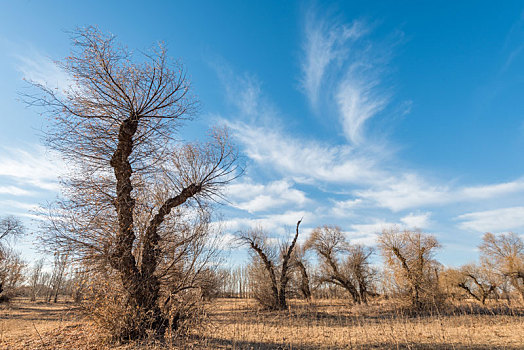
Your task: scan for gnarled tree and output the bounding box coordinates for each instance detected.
[27,27,241,339]
[238,220,302,310]
[291,243,312,301]
[456,263,498,305]
[480,232,524,302]
[378,228,441,308]
[306,225,374,304]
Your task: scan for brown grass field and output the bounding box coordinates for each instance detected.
[1,298,523,349]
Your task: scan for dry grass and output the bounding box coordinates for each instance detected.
[199,298,524,349]
[1,297,523,349]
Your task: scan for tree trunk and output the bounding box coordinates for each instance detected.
[297,261,311,301]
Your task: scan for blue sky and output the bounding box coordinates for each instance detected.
[1,1,524,267]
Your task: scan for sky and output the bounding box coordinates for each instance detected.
[1,1,524,267]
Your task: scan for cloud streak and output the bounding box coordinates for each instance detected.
[228,121,381,185]
[300,11,389,145]
[457,206,524,232]
[226,179,309,213]
[15,49,73,92]
[0,146,62,192]
[301,12,366,110]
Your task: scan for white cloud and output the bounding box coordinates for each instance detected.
[0,146,62,192]
[331,198,363,217]
[0,186,33,196]
[346,222,396,246]
[226,179,309,213]
[457,206,524,232]
[301,11,366,109]
[15,49,73,92]
[460,180,524,199]
[0,200,41,212]
[301,11,389,144]
[355,173,450,212]
[228,121,381,185]
[345,214,432,246]
[400,212,431,229]
[337,76,388,144]
[357,176,524,212]
[218,210,311,236]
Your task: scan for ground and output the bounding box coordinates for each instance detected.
[1,298,523,349]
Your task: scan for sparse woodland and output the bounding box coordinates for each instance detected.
[1,28,524,349]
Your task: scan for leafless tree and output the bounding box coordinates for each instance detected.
[0,216,24,241]
[238,220,302,310]
[67,266,88,303]
[47,252,69,303]
[0,248,26,300]
[290,243,311,301]
[29,259,45,301]
[439,268,466,301]
[378,228,441,308]
[455,263,498,305]
[26,27,241,339]
[0,216,24,297]
[479,232,524,302]
[218,266,250,298]
[306,225,374,304]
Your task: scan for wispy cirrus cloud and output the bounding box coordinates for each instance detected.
[0,186,33,196]
[209,7,524,254]
[226,179,309,213]
[400,212,432,229]
[457,206,524,232]
[300,11,366,110]
[355,174,451,212]
[460,179,524,199]
[357,176,524,212]
[15,48,72,92]
[228,121,381,185]
[218,210,312,236]
[0,146,62,192]
[300,10,392,145]
[336,76,388,145]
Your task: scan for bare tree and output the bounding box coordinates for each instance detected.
[439,268,467,301]
[48,252,69,303]
[218,266,250,298]
[238,220,302,310]
[0,216,24,241]
[26,27,241,339]
[479,232,524,302]
[378,228,441,308]
[0,216,24,297]
[29,259,45,301]
[290,243,311,301]
[455,263,498,305]
[69,266,88,303]
[306,225,374,304]
[0,248,26,300]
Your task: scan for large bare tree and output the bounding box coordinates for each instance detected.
[480,232,524,302]
[456,263,498,305]
[27,27,241,339]
[290,243,312,301]
[378,228,441,307]
[238,220,302,310]
[306,225,374,304]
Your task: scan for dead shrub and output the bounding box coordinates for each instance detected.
[83,274,207,343]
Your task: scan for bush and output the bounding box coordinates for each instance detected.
[83,274,207,342]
